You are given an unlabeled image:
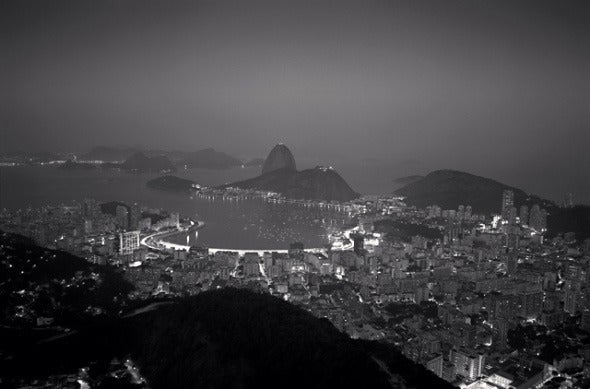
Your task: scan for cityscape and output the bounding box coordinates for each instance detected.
[1,0,588,388]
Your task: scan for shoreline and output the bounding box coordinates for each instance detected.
[143,220,355,256]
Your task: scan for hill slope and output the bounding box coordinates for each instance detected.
[133,289,457,389]
[9,289,456,389]
[395,169,552,213]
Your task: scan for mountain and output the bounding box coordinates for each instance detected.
[244,157,265,167]
[395,169,553,214]
[394,175,424,186]
[121,152,176,173]
[80,146,138,162]
[147,175,198,192]
[180,148,242,169]
[229,166,359,202]
[11,289,456,389]
[227,144,358,202]
[261,143,296,174]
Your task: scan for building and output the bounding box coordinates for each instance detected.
[115,205,129,230]
[119,230,140,255]
[425,353,444,378]
[288,242,304,260]
[501,190,514,220]
[519,205,529,225]
[451,348,485,380]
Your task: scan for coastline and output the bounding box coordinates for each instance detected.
[142,219,355,256]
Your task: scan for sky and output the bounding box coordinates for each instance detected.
[1,0,589,201]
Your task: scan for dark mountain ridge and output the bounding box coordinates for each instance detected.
[8,288,456,389]
[395,169,553,214]
[228,166,359,202]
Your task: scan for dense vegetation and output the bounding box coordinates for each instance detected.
[132,289,455,389]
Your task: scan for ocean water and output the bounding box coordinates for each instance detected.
[0,166,350,249]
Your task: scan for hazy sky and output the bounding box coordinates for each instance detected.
[1,0,589,198]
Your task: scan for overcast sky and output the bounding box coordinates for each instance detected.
[1,0,589,198]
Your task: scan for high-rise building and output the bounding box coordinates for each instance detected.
[288,242,304,260]
[529,204,547,232]
[450,348,485,380]
[464,205,472,220]
[352,234,365,255]
[119,230,140,255]
[425,353,443,378]
[115,205,129,230]
[501,190,514,220]
[519,205,529,225]
[129,203,141,230]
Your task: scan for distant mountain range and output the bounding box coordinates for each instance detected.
[394,169,553,214]
[121,152,176,173]
[179,148,242,169]
[227,144,359,202]
[79,146,243,169]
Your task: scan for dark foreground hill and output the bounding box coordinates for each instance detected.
[395,169,553,214]
[10,289,456,389]
[228,166,359,202]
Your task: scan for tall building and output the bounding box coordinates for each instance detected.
[129,203,141,230]
[115,205,129,230]
[451,348,485,380]
[352,234,365,255]
[288,242,304,260]
[119,230,140,255]
[501,190,514,220]
[425,353,443,378]
[519,205,529,225]
[529,204,547,232]
[464,205,472,220]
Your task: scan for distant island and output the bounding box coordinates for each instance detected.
[226,144,359,202]
[146,175,199,192]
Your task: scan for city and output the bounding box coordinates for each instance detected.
[1,0,588,388]
[2,184,589,388]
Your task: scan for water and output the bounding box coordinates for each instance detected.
[0,166,350,249]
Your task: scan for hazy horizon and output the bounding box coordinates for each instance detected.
[2,0,589,202]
